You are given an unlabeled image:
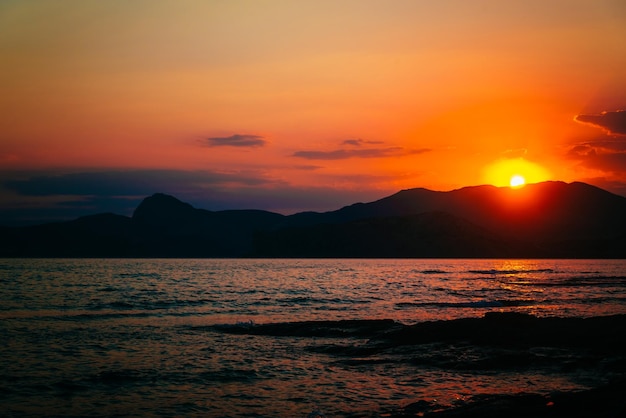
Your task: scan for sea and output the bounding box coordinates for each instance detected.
[1,258,625,417]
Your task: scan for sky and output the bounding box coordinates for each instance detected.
[1,0,626,225]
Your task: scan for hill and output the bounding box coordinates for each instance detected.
[2,182,626,258]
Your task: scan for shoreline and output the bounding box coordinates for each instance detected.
[212,313,626,417]
[391,377,626,417]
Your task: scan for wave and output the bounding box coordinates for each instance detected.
[115,272,161,279]
[276,296,373,306]
[467,268,556,275]
[210,319,399,338]
[195,368,262,384]
[0,311,153,322]
[395,299,536,309]
[86,369,145,386]
[510,276,626,287]
[419,269,450,275]
[86,298,214,311]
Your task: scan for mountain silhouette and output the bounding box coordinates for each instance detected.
[253,211,540,258]
[130,192,283,257]
[2,181,626,257]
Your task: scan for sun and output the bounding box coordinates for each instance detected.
[509,175,526,188]
[482,158,551,188]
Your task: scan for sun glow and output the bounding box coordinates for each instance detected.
[482,158,551,188]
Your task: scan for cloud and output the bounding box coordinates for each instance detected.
[293,146,431,160]
[342,138,384,146]
[572,151,626,174]
[0,168,391,226]
[575,110,626,135]
[567,137,626,174]
[567,138,626,155]
[0,169,284,225]
[293,164,323,171]
[204,134,266,147]
[568,144,596,157]
[3,169,273,197]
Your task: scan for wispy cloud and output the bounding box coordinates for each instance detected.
[293,143,431,160]
[569,110,626,176]
[3,169,275,197]
[575,110,626,136]
[204,134,266,147]
[341,138,384,146]
[0,169,390,225]
[567,137,626,174]
[292,164,323,171]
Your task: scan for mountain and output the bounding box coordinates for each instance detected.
[130,193,284,257]
[0,213,134,257]
[2,181,626,258]
[253,211,541,258]
[275,181,626,240]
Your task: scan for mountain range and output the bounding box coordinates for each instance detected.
[2,181,626,258]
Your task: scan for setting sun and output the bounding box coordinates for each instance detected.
[509,175,526,188]
[482,158,551,188]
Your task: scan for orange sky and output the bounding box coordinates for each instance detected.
[1,0,625,224]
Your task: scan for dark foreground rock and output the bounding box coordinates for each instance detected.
[374,311,626,349]
[212,313,626,417]
[214,312,626,350]
[392,378,626,417]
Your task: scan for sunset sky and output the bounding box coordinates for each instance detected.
[1,0,625,225]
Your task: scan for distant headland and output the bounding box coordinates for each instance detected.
[2,181,626,258]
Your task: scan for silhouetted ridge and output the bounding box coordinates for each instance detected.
[2,181,626,257]
[128,194,284,257]
[132,193,197,225]
[253,211,539,258]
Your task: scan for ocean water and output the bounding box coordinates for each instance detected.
[1,258,625,417]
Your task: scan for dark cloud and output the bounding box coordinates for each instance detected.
[4,169,271,197]
[568,144,596,157]
[293,147,431,160]
[293,164,322,171]
[2,196,144,226]
[342,139,384,146]
[0,169,282,225]
[0,169,390,226]
[574,151,626,174]
[575,110,626,135]
[567,137,626,174]
[204,134,266,147]
[568,139,626,156]
[585,139,626,152]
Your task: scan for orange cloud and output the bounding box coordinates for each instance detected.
[204,134,267,147]
[341,139,384,146]
[568,139,626,174]
[293,141,431,160]
[575,110,626,136]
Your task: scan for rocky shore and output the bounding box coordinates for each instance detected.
[212,313,626,417]
[393,378,626,417]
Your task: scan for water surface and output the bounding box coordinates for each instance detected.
[1,258,625,417]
